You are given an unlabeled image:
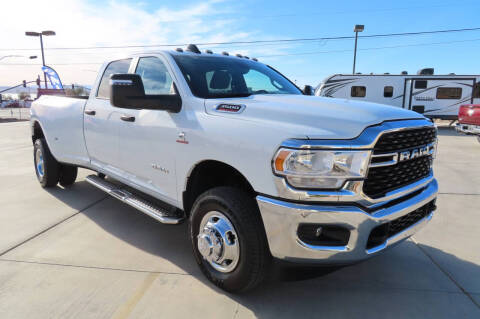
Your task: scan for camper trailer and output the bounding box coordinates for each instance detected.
[316,69,480,120]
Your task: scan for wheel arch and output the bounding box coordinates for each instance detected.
[182,160,256,216]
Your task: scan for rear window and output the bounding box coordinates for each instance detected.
[384,86,394,98]
[351,86,366,97]
[436,87,462,99]
[415,80,428,89]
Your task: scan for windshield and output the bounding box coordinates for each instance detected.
[172,55,302,99]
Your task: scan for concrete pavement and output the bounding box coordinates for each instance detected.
[0,121,479,318]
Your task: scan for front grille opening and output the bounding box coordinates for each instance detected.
[363,126,436,199]
[297,224,350,247]
[366,200,436,250]
[364,156,432,198]
[374,127,437,153]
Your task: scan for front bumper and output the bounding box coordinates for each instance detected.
[456,123,480,135]
[257,178,438,264]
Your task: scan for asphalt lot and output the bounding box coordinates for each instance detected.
[0,121,479,319]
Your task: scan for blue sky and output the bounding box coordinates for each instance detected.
[1,0,479,87]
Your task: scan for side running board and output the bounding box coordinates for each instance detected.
[85,175,184,224]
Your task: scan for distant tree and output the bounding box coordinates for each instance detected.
[18,92,31,100]
[65,86,89,97]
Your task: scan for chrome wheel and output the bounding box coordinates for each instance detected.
[197,211,240,273]
[35,148,44,178]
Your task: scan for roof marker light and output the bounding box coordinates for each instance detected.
[186,44,201,54]
[205,49,213,54]
[235,54,243,58]
[175,48,183,52]
[222,51,229,56]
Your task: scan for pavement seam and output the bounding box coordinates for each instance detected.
[232,303,240,319]
[0,258,191,276]
[0,195,108,257]
[412,238,480,309]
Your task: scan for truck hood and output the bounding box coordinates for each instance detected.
[205,95,424,139]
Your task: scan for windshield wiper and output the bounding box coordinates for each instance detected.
[208,92,252,98]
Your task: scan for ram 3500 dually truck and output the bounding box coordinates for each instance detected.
[30,45,438,292]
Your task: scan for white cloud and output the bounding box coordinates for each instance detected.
[0,0,259,86]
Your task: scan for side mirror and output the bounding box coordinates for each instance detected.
[109,73,182,113]
[303,85,314,96]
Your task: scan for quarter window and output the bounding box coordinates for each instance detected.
[135,57,174,95]
[414,80,428,89]
[351,86,366,97]
[97,59,132,99]
[384,86,394,98]
[436,87,462,99]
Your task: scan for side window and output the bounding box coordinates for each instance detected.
[135,57,174,95]
[384,86,394,98]
[436,87,462,99]
[97,59,132,99]
[414,80,427,89]
[473,83,480,98]
[351,86,366,97]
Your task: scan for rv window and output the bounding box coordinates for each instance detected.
[436,87,462,99]
[384,86,394,98]
[414,80,427,89]
[474,83,480,98]
[351,86,366,97]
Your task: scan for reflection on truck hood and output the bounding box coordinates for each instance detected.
[205,95,424,140]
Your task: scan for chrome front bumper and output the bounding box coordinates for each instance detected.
[257,178,438,264]
[456,123,480,135]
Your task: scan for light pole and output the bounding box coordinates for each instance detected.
[25,30,56,89]
[353,24,364,74]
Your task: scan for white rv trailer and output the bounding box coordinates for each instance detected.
[316,70,480,119]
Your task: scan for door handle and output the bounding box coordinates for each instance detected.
[84,109,96,116]
[120,115,135,122]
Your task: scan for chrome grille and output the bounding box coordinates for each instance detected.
[363,127,436,199]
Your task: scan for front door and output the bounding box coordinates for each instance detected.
[116,56,180,204]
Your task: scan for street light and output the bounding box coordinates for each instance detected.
[0,55,37,61]
[353,24,364,74]
[25,30,56,88]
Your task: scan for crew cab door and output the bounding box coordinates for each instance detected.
[115,56,180,204]
[84,59,133,172]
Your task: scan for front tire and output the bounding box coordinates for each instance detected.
[34,138,60,188]
[189,187,270,292]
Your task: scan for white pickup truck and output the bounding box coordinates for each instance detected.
[30,44,438,292]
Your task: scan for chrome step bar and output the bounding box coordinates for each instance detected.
[85,175,184,224]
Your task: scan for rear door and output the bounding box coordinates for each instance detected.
[408,78,475,118]
[84,58,132,173]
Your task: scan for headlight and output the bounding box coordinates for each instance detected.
[273,148,371,189]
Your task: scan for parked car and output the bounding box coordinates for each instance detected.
[30,44,438,292]
[456,104,480,142]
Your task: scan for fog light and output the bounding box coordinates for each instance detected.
[297,224,350,246]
